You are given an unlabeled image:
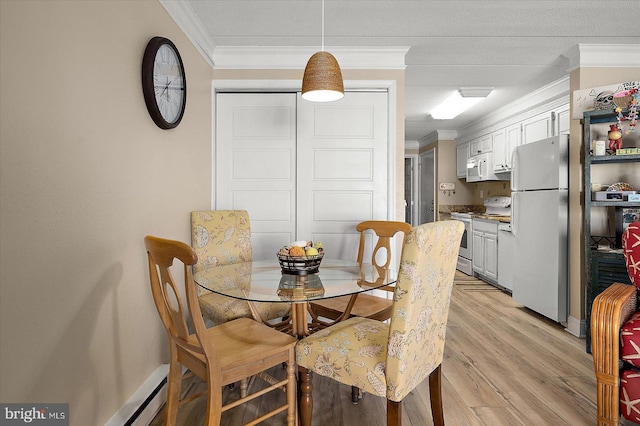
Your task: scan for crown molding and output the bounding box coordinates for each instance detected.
[457,75,569,142]
[160,0,216,68]
[159,1,408,71]
[213,46,409,70]
[563,44,640,72]
[419,130,458,147]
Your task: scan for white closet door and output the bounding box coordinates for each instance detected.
[216,93,297,260]
[296,92,389,261]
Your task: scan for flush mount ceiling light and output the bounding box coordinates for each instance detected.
[430,87,494,120]
[301,0,344,102]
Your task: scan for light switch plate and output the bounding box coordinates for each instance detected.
[439,182,455,191]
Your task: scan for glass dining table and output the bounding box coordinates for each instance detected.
[193,259,398,338]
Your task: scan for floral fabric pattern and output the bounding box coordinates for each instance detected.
[296,220,463,402]
[191,210,290,324]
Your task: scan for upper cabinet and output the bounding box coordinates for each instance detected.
[491,128,507,173]
[469,134,492,156]
[522,104,571,145]
[456,141,469,178]
[493,124,521,173]
[554,103,570,136]
[522,111,553,145]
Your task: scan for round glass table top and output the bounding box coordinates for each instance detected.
[193,259,397,303]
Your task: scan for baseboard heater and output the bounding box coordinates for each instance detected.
[106,364,169,426]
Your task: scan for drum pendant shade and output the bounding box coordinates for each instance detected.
[302,51,344,102]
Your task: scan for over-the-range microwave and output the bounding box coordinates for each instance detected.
[466,153,509,182]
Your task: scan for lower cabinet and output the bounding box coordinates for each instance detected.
[472,219,498,282]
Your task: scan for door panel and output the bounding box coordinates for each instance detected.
[297,92,389,261]
[216,93,297,260]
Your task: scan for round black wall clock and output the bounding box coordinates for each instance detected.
[141,36,186,129]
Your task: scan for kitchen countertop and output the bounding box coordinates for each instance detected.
[471,214,511,223]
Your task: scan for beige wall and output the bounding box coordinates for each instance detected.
[568,67,640,323]
[0,1,212,425]
[212,68,406,222]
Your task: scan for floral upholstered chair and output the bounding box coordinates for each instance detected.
[296,220,464,426]
[592,222,640,425]
[191,210,290,325]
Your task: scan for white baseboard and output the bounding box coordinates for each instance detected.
[106,364,169,426]
[565,315,586,338]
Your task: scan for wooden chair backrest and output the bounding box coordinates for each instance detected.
[356,220,411,273]
[145,235,222,379]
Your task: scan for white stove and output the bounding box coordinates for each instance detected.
[451,212,473,274]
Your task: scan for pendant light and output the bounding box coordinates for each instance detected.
[301,0,344,102]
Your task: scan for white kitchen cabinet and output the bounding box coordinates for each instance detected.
[456,141,469,178]
[521,104,570,145]
[554,103,570,135]
[522,111,552,145]
[472,219,498,282]
[491,128,507,172]
[469,133,492,156]
[505,122,522,168]
[493,124,520,173]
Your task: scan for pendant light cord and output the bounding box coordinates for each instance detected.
[321,0,325,51]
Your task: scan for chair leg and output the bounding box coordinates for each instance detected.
[428,364,444,426]
[204,365,223,426]
[164,348,182,426]
[286,350,296,426]
[299,366,313,426]
[387,399,402,426]
[351,386,364,404]
[240,378,249,398]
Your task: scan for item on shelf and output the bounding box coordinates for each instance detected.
[594,191,637,201]
[617,148,640,155]
[608,124,623,152]
[594,140,607,156]
[629,194,640,202]
[614,89,637,109]
[615,89,639,134]
[607,182,634,192]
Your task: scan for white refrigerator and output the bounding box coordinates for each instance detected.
[511,134,569,323]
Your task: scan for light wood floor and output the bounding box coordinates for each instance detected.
[149,272,596,425]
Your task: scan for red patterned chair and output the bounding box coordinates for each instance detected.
[592,222,640,425]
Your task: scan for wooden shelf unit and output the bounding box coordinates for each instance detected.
[583,109,639,352]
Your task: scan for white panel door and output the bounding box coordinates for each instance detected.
[296,92,389,261]
[419,149,435,224]
[216,93,297,260]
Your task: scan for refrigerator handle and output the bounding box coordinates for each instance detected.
[511,193,518,237]
[510,149,517,191]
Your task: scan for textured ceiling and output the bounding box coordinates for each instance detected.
[184,0,640,141]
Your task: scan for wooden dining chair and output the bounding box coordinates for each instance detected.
[296,220,464,426]
[191,210,290,326]
[309,220,411,325]
[145,235,297,426]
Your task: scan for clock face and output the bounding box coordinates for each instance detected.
[142,37,186,129]
[153,44,184,124]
